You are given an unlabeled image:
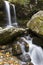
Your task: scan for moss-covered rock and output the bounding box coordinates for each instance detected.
[12,43,22,55]
[0,26,26,44]
[27,11,43,39]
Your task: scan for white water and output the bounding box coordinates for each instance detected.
[20,36,43,65]
[4,1,18,27]
[4,1,11,26]
[11,4,18,27]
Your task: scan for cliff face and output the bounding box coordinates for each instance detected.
[0,1,8,27]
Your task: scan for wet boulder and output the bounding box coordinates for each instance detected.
[24,43,29,52]
[27,11,43,39]
[12,43,22,55]
[0,26,26,44]
[18,54,31,62]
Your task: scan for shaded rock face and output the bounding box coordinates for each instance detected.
[15,0,42,19]
[14,2,39,27]
[37,0,43,10]
[10,0,43,20]
[15,3,31,19]
[0,1,8,27]
[15,3,38,20]
[32,37,43,47]
[27,11,43,38]
[14,3,39,28]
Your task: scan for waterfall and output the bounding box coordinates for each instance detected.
[19,35,43,65]
[4,1,11,26]
[4,1,18,27]
[11,4,18,27]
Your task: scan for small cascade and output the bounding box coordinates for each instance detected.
[19,35,43,65]
[4,1,12,26]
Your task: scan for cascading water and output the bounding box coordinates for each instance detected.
[19,36,43,65]
[4,1,18,27]
[4,1,12,26]
[11,4,18,27]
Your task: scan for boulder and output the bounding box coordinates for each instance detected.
[18,54,31,62]
[27,11,43,39]
[24,43,29,52]
[12,43,22,55]
[0,26,26,44]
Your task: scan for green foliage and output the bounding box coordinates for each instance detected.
[37,0,43,10]
[7,0,30,5]
[17,0,30,5]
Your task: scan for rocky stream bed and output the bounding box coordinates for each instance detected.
[0,0,43,65]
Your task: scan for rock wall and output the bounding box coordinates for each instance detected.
[0,1,7,27]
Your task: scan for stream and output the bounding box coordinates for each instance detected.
[0,1,43,65]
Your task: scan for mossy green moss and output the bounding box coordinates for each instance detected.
[27,11,43,37]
